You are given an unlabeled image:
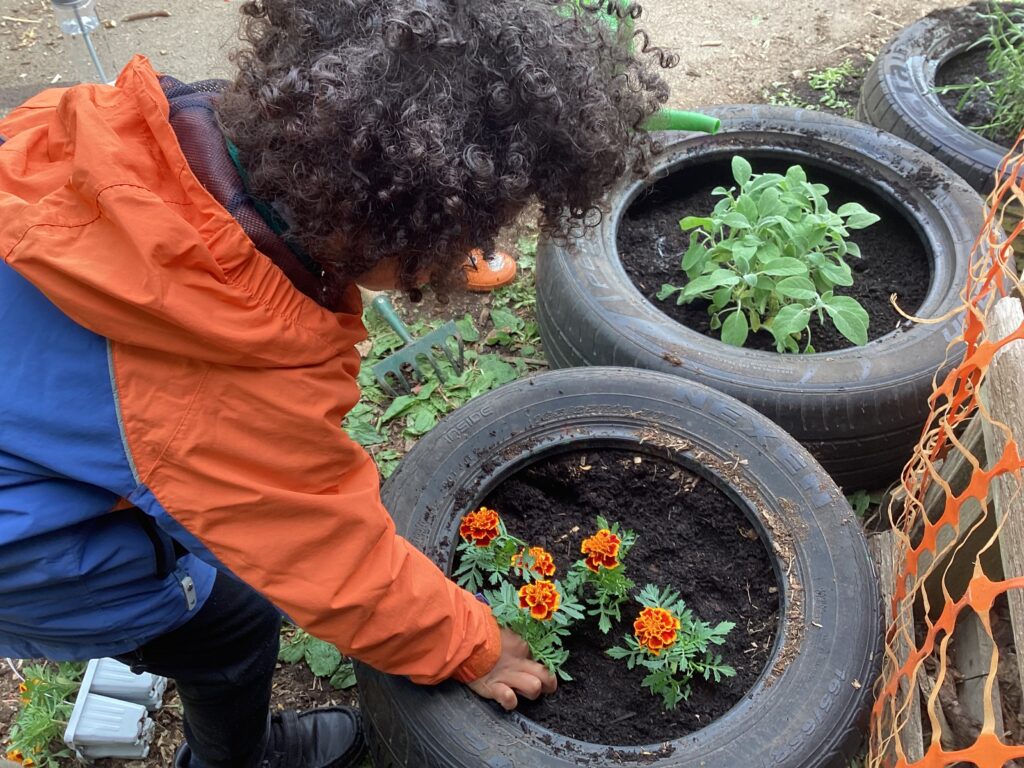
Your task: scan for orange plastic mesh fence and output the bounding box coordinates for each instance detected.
[868,138,1024,767]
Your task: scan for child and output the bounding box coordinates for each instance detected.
[0,0,672,765]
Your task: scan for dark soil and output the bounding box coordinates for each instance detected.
[618,157,931,354]
[481,448,779,746]
[931,2,1021,149]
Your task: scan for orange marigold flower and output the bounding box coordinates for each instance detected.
[580,528,622,572]
[458,507,501,547]
[518,580,561,621]
[511,546,556,577]
[634,606,682,655]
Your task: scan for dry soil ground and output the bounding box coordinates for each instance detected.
[1,0,965,115]
[0,0,972,765]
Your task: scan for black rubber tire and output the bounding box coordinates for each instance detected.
[857,4,1009,194]
[535,105,983,490]
[356,367,882,768]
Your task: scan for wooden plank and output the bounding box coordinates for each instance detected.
[870,531,924,763]
[916,416,997,612]
[921,416,985,524]
[979,295,1024,697]
[953,609,1005,741]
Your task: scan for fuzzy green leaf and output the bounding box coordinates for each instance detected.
[679,216,714,231]
[681,238,707,271]
[732,155,753,187]
[822,294,869,346]
[657,283,679,301]
[721,310,749,347]
[773,275,818,301]
[759,257,808,277]
[817,259,853,287]
[719,211,751,230]
[769,304,811,339]
[681,273,729,299]
[735,194,759,224]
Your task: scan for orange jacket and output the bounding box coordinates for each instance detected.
[0,56,499,683]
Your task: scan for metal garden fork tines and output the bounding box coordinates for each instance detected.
[370,294,464,397]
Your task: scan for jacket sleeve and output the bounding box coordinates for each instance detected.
[115,342,502,685]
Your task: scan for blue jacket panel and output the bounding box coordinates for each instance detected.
[0,260,215,660]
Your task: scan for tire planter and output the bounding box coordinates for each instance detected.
[356,367,881,768]
[858,3,1015,194]
[535,105,983,490]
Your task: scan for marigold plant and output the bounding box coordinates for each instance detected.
[580,527,622,571]
[634,606,682,655]
[487,580,584,680]
[452,506,526,593]
[459,506,501,547]
[6,662,83,768]
[607,584,736,709]
[511,546,557,580]
[565,517,637,633]
[518,580,561,621]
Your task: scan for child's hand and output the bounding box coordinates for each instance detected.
[465,628,557,710]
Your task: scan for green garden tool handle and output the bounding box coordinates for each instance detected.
[371,295,415,346]
[643,108,720,134]
[566,0,719,135]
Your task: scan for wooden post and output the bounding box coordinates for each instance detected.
[980,296,1024,697]
[870,531,924,762]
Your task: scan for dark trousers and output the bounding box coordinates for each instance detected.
[116,572,282,768]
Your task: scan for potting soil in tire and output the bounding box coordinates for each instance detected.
[480,448,779,746]
[618,159,930,354]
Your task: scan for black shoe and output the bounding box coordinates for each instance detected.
[173,707,366,768]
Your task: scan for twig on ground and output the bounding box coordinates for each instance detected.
[123,10,172,22]
[867,10,903,29]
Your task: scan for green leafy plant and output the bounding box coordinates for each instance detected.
[936,3,1024,143]
[657,156,879,353]
[278,627,357,690]
[485,580,585,680]
[564,517,637,634]
[451,507,527,593]
[6,662,84,768]
[607,585,735,709]
[846,489,873,519]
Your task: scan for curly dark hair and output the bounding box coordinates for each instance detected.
[217,0,675,296]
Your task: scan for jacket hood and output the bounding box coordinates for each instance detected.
[0,55,365,368]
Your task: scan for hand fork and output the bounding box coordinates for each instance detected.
[370,295,464,397]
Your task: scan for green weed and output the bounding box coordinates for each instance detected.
[937,3,1024,143]
[764,59,866,118]
[278,627,357,690]
[344,235,544,478]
